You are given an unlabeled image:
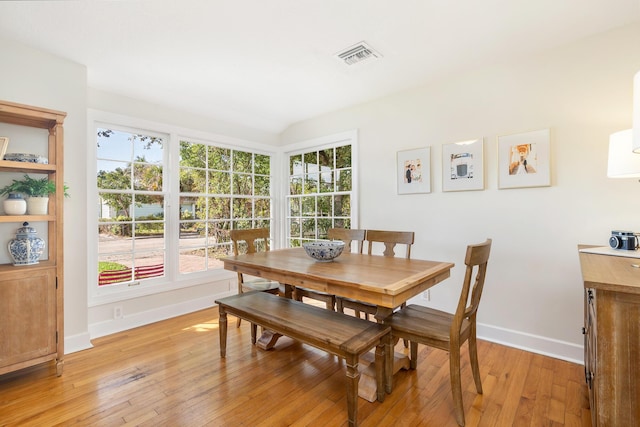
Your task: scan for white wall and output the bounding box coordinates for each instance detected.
[0,36,280,353]
[0,37,90,353]
[4,22,640,363]
[280,23,640,362]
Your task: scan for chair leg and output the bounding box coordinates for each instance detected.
[469,330,483,394]
[449,346,465,426]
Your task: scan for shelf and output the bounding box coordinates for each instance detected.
[0,160,56,173]
[0,215,54,223]
[0,260,55,273]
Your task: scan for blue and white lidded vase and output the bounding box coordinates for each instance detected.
[8,222,45,265]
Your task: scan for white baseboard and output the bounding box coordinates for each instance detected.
[88,289,235,340]
[477,322,584,365]
[64,332,93,354]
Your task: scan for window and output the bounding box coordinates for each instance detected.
[286,139,355,247]
[93,120,274,298]
[97,127,166,288]
[178,140,272,272]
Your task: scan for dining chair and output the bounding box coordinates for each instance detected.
[336,229,415,320]
[293,228,366,310]
[385,238,492,427]
[230,228,282,327]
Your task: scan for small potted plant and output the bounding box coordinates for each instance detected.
[0,174,69,215]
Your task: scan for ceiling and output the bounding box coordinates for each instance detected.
[1,1,639,134]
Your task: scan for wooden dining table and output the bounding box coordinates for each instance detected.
[222,246,454,400]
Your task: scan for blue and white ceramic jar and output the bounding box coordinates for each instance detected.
[8,222,45,265]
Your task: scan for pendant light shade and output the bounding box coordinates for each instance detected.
[608,129,640,178]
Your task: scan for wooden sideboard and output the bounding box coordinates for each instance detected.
[578,246,640,427]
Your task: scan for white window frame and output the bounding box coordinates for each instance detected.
[280,130,359,247]
[87,110,276,306]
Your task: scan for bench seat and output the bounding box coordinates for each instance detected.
[215,291,391,427]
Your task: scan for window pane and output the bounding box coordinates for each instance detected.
[133,135,163,165]
[180,168,206,193]
[133,163,163,191]
[304,152,317,172]
[233,173,253,195]
[209,147,231,170]
[318,218,331,239]
[304,173,318,194]
[180,141,206,168]
[302,196,315,216]
[254,175,270,196]
[319,148,334,168]
[336,169,352,192]
[320,171,334,193]
[233,151,252,173]
[290,154,302,175]
[232,198,252,219]
[286,143,353,248]
[97,129,131,162]
[179,197,198,220]
[209,171,231,194]
[290,176,302,195]
[302,218,316,239]
[179,248,205,274]
[255,154,270,175]
[289,197,300,216]
[336,145,351,168]
[179,221,205,247]
[255,198,270,218]
[96,126,166,288]
[318,195,332,217]
[97,161,131,190]
[335,194,351,216]
[210,197,230,219]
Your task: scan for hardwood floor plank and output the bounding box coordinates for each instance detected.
[0,307,589,426]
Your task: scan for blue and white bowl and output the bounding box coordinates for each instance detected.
[302,240,345,262]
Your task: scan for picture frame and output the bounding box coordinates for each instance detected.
[0,137,8,160]
[497,129,551,189]
[397,147,431,194]
[442,138,484,192]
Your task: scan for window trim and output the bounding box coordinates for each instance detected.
[87,109,277,307]
[279,130,359,247]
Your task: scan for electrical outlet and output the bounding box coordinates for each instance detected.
[422,290,430,301]
[113,306,123,319]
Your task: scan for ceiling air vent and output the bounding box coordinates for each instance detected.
[335,41,382,66]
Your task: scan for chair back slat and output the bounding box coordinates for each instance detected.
[453,239,492,333]
[328,228,365,254]
[230,228,272,285]
[365,230,415,258]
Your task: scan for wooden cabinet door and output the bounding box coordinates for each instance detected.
[0,267,57,370]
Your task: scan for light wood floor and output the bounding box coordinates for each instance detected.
[0,306,590,426]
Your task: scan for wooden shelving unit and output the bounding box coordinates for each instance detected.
[0,100,66,376]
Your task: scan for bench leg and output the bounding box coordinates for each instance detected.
[375,339,386,403]
[345,354,359,427]
[219,307,228,358]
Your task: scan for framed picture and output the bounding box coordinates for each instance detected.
[0,137,8,160]
[442,138,484,192]
[498,129,551,189]
[397,147,431,194]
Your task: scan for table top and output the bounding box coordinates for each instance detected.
[223,247,454,309]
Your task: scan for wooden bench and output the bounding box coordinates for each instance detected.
[215,291,391,427]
